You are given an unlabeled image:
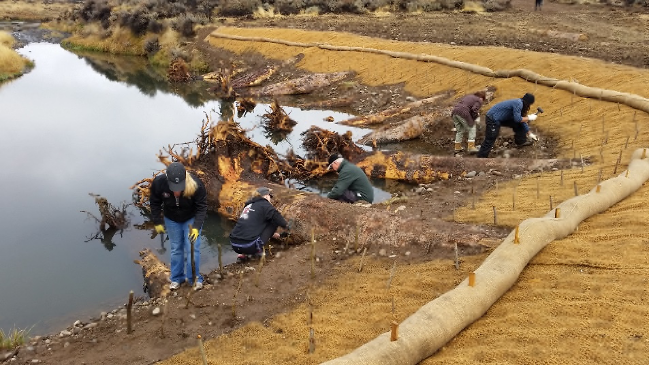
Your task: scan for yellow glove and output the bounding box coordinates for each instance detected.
[154,225,165,234]
[189,228,199,242]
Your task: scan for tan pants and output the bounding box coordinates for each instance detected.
[452,114,476,143]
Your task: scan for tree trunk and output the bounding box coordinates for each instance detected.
[135,248,171,298]
[236,71,353,96]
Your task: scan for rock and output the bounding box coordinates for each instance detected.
[415,187,425,194]
[30,359,40,364]
[513,174,522,179]
[379,248,387,256]
[478,171,486,176]
[405,251,411,256]
[63,342,70,348]
[244,266,256,272]
[1,352,14,362]
[388,254,397,258]
[59,330,72,337]
[466,171,477,178]
[405,96,417,102]
[454,191,461,194]
[426,188,434,192]
[214,273,223,280]
[21,346,35,355]
[106,313,114,319]
[395,205,406,211]
[44,340,51,345]
[84,323,98,329]
[275,252,281,259]
[99,311,107,320]
[72,328,81,335]
[73,320,82,328]
[190,314,196,320]
[152,307,161,316]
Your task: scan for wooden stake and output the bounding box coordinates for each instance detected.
[597,168,602,183]
[127,290,134,334]
[308,328,316,354]
[549,195,553,210]
[217,242,223,274]
[311,227,316,279]
[614,149,622,174]
[354,225,359,252]
[387,259,398,288]
[160,298,168,338]
[514,225,520,244]
[555,207,561,218]
[390,321,399,342]
[536,177,540,199]
[596,185,601,193]
[232,271,243,318]
[454,243,459,270]
[625,136,630,149]
[492,206,497,225]
[560,170,564,186]
[625,170,629,178]
[580,154,584,173]
[468,272,476,287]
[574,181,578,196]
[358,247,367,272]
[255,248,266,287]
[198,335,208,365]
[643,148,647,159]
[512,186,516,211]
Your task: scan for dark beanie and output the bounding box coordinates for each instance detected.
[522,93,535,105]
[328,153,342,166]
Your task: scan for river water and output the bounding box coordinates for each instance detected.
[0,42,384,335]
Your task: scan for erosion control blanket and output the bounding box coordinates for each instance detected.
[323,148,649,365]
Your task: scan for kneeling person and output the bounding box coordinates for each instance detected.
[326,153,374,204]
[229,187,289,261]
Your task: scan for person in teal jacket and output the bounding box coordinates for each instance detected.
[326,153,374,204]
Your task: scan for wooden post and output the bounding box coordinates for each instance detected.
[468,272,476,287]
[574,181,578,196]
[514,226,520,244]
[454,243,459,270]
[217,242,223,274]
[492,206,497,225]
[127,290,134,334]
[625,170,629,178]
[597,168,602,184]
[354,225,359,252]
[536,177,540,199]
[560,170,564,186]
[232,271,243,318]
[255,248,266,287]
[160,298,168,338]
[555,208,561,218]
[642,148,647,159]
[596,185,601,193]
[625,136,630,149]
[580,154,584,173]
[198,335,208,365]
[308,328,316,354]
[549,195,553,210]
[471,182,475,210]
[512,186,516,211]
[390,321,399,342]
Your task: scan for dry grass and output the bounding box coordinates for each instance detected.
[0,0,75,21]
[62,25,149,56]
[0,32,30,81]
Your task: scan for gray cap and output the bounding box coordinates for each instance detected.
[166,162,186,192]
[257,187,273,197]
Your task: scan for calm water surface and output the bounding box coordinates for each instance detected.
[0,42,387,335]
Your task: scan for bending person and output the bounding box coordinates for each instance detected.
[150,162,208,291]
[451,90,486,154]
[229,187,289,262]
[477,93,538,158]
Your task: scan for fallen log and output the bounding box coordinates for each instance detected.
[354,150,568,183]
[297,96,355,109]
[357,86,496,145]
[337,90,455,127]
[231,53,304,88]
[237,71,354,97]
[135,248,171,298]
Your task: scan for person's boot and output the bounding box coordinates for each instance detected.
[454,142,464,153]
[467,140,479,154]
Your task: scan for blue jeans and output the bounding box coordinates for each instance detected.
[164,217,203,284]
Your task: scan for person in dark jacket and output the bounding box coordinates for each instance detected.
[150,162,208,291]
[229,187,289,262]
[477,93,538,158]
[451,91,486,154]
[326,153,374,204]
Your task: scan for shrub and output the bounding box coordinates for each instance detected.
[218,0,263,16]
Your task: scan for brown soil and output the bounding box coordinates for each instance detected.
[4,0,648,364]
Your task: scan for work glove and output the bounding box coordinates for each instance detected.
[279,232,290,239]
[189,228,199,242]
[474,117,480,124]
[527,114,538,122]
[528,132,539,141]
[154,225,165,234]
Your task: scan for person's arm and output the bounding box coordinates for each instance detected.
[512,102,524,124]
[327,169,353,199]
[264,202,288,229]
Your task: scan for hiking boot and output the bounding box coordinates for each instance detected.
[169,281,180,291]
[467,140,479,154]
[516,139,534,148]
[454,142,464,153]
[193,281,203,291]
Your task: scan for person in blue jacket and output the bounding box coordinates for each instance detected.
[477,93,539,158]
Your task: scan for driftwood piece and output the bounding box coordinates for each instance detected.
[231,53,304,88]
[297,96,355,109]
[237,71,353,97]
[262,100,297,133]
[135,248,170,298]
[168,58,192,83]
[337,90,456,127]
[357,86,496,145]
